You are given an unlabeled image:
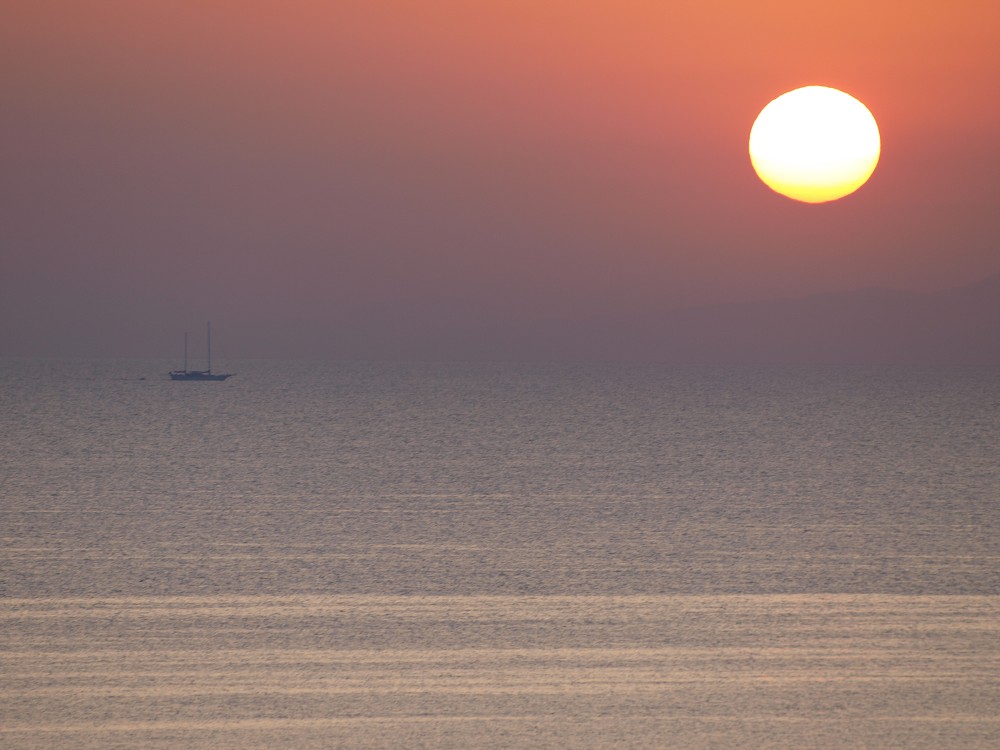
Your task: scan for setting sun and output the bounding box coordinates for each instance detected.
[749,86,881,203]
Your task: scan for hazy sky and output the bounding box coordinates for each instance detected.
[2,1,998,359]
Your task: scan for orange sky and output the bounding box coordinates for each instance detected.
[2,1,998,358]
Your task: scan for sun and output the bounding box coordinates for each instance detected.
[749,86,880,203]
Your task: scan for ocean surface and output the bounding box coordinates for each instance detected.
[1,359,998,748]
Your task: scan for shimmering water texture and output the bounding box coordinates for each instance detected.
[2,361,998,748]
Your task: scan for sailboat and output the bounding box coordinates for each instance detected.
[169,323,234,381]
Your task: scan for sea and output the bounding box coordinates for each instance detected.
[1,359,998,749]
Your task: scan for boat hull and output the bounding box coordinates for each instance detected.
[169,371,233,381]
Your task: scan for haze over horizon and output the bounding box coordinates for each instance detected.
[2,2,998,361]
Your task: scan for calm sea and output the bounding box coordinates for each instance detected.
[2,359,998,748]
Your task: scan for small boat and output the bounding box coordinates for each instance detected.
[169,323,234,381]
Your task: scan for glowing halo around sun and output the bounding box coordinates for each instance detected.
[749,86,881,203]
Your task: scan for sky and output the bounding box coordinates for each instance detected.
[2,1,998,360]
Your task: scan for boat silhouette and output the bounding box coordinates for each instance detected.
[169,323,234,381]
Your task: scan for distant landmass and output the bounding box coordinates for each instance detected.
[645,271,1000,365]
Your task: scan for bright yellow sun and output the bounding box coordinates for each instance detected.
[749,86,880,203]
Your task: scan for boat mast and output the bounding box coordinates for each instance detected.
[183,332,188,372]
[207,322,212,373]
